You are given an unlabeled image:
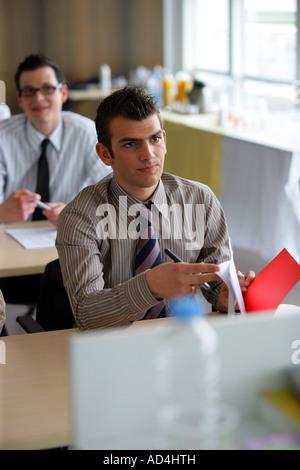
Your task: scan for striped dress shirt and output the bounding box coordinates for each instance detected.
[0,111,111,207]
[56,172,230,330]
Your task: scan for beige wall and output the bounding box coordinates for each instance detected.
[0,0,163,114]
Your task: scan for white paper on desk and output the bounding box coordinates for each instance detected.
[217,259,246,315]
[5,226,57,249]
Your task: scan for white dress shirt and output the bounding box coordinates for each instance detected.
[0,111,111,205]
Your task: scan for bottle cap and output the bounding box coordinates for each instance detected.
[171,296,202,321]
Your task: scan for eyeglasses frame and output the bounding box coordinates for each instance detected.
[18,83,64,98]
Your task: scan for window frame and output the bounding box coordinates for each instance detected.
[163,0,300,111]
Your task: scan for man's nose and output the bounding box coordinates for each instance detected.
[140,142,154,160]
[33,90,46,100]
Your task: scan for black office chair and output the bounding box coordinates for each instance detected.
[0,273,42,335]
[16,259,74,333]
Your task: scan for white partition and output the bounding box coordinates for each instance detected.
[69,310,300,449]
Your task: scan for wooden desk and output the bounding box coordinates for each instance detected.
[0,328,75,450]
[0,221,58,278]
[0,322,162,450]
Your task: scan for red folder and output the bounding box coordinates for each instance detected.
[243,249,300,313]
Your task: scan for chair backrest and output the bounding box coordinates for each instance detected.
[36,258,74,331]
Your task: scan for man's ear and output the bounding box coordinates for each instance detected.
[96,142,113,166]
[61,84,68,104]
[163,129,167,154]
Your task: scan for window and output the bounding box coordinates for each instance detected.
[163,0,299,111]
[243,0,296,83]
[183,0,230,74]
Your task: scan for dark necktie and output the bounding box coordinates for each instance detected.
[32,138,50,221]
[135,205,166,319]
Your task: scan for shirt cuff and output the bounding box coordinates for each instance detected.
[124,271,160,313]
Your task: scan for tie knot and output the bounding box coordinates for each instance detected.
[41,138,50,151]
[139,204,152,220]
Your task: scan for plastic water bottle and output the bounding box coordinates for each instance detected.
[146,67,163,108]
[155,296,221,449]
[99,64,111,92]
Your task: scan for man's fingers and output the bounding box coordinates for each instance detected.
[244,270,255,286]
[179,262,220,274]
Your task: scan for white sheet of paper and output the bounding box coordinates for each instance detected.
[217,259,246,315]
[5,226,57,249]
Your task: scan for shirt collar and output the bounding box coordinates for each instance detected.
[109,175,169,219]
[26,116,63,151]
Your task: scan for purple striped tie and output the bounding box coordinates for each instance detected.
[135,205,166,319]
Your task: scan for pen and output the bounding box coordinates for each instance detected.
[164,248,211,292]
[35,199,51,211]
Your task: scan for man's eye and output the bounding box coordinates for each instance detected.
[125,142,135,148]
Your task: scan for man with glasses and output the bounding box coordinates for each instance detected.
[0,54,111,308]
[0,53,110,226]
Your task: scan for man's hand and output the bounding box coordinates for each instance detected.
[0,189,39,223]
[145,262,221,300]
[218,269,256,310]
[42,202,65,226]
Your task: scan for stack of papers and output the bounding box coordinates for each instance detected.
[6,226,57,249]
[217,256,246,314]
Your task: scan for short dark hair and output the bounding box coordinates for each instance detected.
[15,53,65,91]
[95,85,163,153]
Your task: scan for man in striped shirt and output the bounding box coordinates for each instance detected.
[56,86,255,330]
[0,54,110,226]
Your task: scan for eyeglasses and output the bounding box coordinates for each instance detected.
[19,83,63,98]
